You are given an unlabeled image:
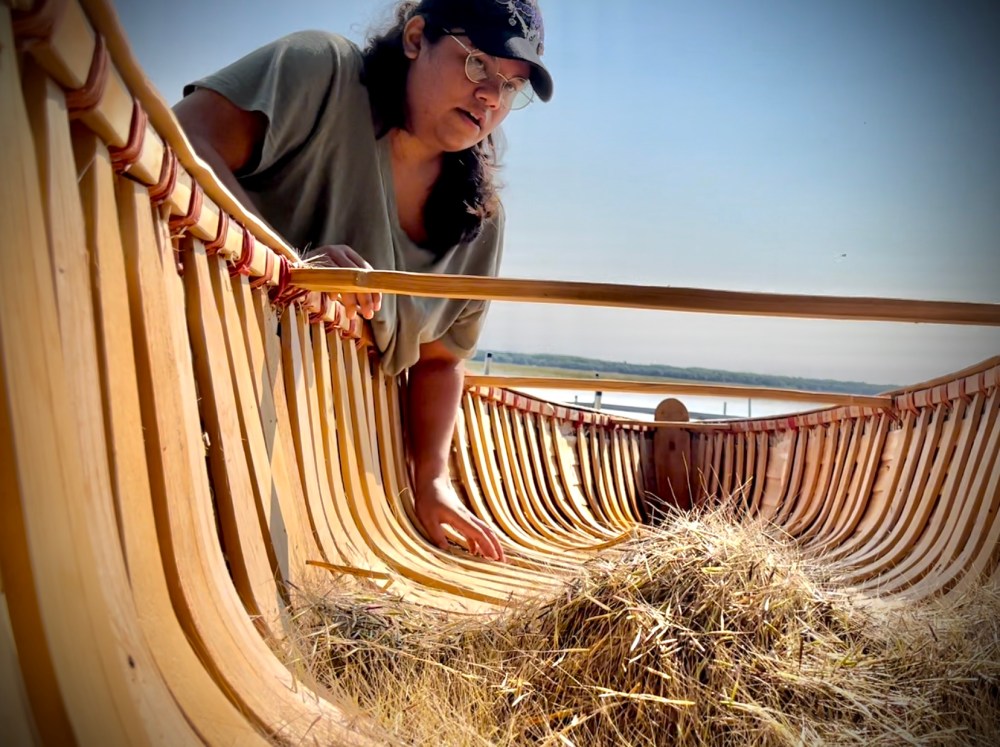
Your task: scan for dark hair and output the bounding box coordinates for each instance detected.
[362,0,502,255]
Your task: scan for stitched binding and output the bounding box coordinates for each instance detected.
[65,34,109,118]
[228,226,255,277]
[168,182,203,238]
[148,147,178,206]
[12,0,68,44]
[309,293,331,324]
[204,210,229,256]
[108,101,147,173]
[249,248,275,290]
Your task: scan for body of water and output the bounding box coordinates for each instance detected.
[516,387,836,422]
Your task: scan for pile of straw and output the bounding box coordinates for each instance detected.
[287,510,1000,746]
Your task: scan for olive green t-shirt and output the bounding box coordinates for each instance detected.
[184,30,503,376]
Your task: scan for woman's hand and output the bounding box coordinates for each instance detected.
[307,244,382,321]
[414,476,505,562]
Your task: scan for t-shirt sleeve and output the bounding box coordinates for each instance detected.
[183,31,351,176]
[437,206,506,360]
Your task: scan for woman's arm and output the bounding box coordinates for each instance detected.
[176,91,381,316]
[407,340,505,562]
[175,86,494,559]
[173,89,267,222]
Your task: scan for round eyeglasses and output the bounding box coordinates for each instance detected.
[447,35,534,111]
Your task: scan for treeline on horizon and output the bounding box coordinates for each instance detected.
[472,350,898,396]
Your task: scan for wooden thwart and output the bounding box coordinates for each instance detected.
[292,267,1000,325]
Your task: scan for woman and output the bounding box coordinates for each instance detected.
[174,0,553,563]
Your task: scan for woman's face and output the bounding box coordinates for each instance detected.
[402,17,531,153]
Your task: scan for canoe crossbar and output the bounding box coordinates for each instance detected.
[291,268,1000,326]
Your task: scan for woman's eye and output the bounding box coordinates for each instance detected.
[468,56,489,82]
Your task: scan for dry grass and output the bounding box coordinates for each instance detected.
[285,509,1000,746]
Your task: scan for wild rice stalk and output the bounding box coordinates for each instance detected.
[284,507,1000,746]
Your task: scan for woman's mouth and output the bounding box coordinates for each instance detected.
[459,109,482,131]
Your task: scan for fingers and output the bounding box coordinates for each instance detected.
[312,245,382,320]
[311,244,367,269]
[481,521,506,563]
[338,292,382,321]
[338,292,363,321]
[446,510,504,562]
[413,480,505,562]
[335,245,371,269]
[356,291,378,320]
[476,518,505,563]
[421,511,450,552]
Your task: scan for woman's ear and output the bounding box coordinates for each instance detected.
[401,16,426,60]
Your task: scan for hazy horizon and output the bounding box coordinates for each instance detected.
[471,348,903,389]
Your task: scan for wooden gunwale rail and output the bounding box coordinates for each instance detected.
[74,0,301,263]
[464,374,893,409]
[15,0,365,339]
[291,268,1000,326]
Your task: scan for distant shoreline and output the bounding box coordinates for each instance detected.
[470,350,897,396]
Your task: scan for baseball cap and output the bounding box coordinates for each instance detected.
[417,0,553,102]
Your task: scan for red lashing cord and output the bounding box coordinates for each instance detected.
[168,182,203,238]
[108,101,147,174]
[309,293,331,324]
[12,0,68,44]
[249,248,275,290]
[66,35,109,119]
[204,210,229,256]
[148,147,178,206]
[228,227,256,277]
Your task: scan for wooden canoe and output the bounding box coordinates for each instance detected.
[1,0,998,744]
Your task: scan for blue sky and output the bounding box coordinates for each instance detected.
[116,0,999,386]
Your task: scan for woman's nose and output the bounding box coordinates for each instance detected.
[475,81,502,109]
